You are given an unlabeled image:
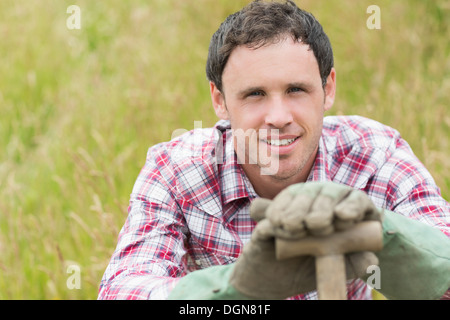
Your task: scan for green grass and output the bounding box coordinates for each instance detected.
[0,0,448,299]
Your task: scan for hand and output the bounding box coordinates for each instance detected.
[230,218,318,299]
[229,181,382,300]
[253,181,383,238]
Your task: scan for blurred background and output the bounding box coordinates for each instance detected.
[0,0,448,299]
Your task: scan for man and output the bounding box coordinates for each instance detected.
[98,0,450,300]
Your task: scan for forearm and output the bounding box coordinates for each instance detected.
[99,271,181,300]
[367,209,450,300]
[98,211,188,299]
[168,264,251,300]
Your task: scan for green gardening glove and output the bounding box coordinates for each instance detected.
[229,181,382,299]
[169,182,450,300]
[170,181,381,300]
[253,181,450,300]
[366,210,450,300]
[167,217,319,300]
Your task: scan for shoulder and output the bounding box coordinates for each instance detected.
[147,120,228,166]
[130,121,234,214]
[322,115,401,151]
[136,121,229,196]
[320,115,408,189]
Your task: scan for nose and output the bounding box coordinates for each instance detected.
[264,97,293,129]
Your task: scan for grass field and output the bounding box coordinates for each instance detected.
[0,0,448,299]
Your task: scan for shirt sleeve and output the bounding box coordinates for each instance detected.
[98,145,188,300]
[381,138,450,237]
[375,137,450,299]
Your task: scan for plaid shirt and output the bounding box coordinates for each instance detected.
[98,115,450,300]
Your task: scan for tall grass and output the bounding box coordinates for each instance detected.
[0,0,448,299]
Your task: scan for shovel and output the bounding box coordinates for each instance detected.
[276,221,383,300]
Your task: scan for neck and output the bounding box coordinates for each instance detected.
[241,163,311,200]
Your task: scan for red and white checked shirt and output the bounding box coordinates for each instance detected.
[98,115,450,300]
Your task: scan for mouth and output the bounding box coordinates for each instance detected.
[261,136,300,146]
[259,135,301,156]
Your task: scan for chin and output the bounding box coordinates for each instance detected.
[259,164,303,181]
[267,154,311,179]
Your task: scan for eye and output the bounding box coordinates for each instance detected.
[248,91,264,97]
[288,87,304,94]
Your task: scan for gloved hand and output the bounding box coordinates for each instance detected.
[256,181,383,238]
[169,181,449,300]
[229,181,382,299]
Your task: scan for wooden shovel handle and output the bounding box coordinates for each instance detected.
[316,254,347,300]
[275,221,383,300]
[276,221,383,259]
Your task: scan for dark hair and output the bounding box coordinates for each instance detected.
[206,0,334,92]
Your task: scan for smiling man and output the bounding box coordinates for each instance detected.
[211,38,335,199]
[99,0,450,300]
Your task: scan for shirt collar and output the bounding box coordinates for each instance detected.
[216,120,258,205]
[307,135,332,182]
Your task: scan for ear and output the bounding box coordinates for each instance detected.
[323,68,336,111]
[210,81,229,120]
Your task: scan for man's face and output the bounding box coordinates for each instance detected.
[210,37,336,183]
